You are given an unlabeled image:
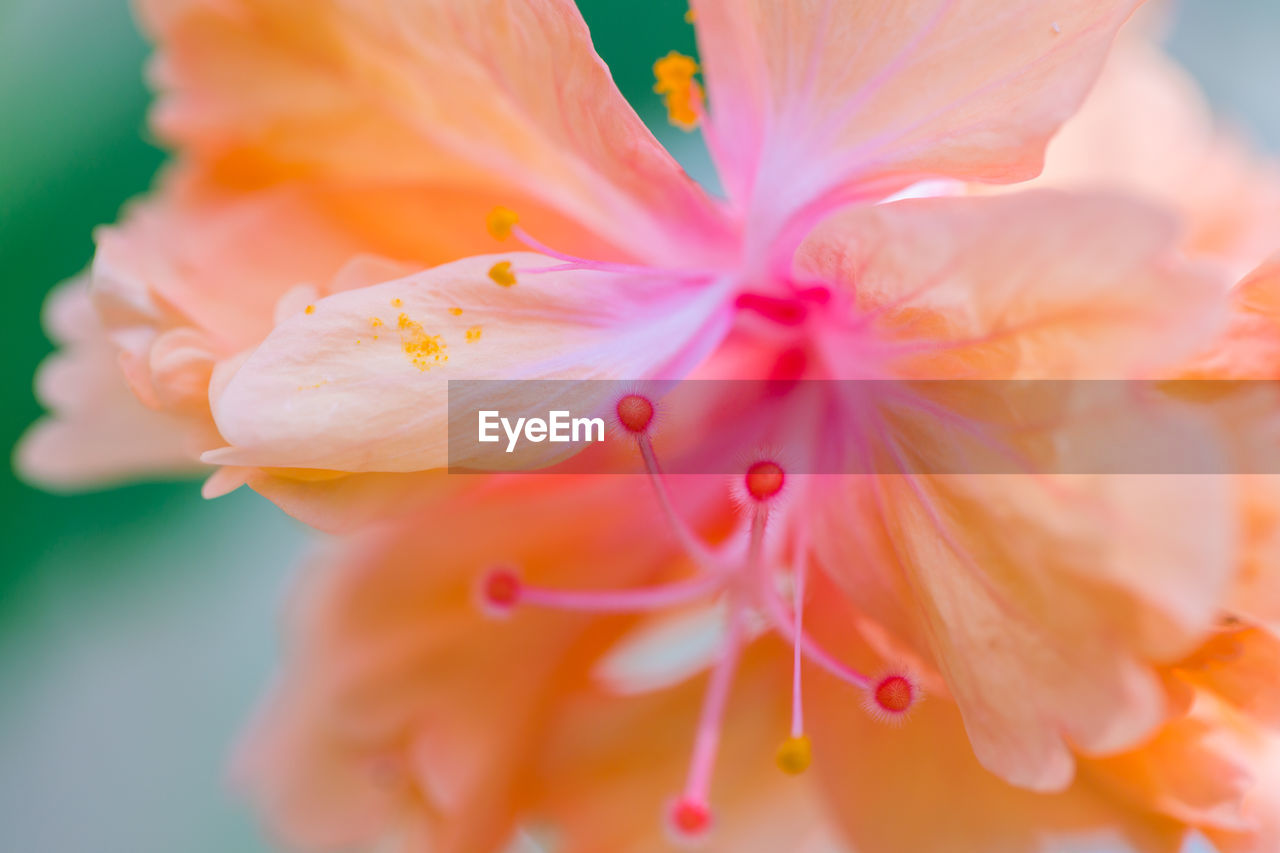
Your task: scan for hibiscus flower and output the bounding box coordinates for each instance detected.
[17,0,1280,850]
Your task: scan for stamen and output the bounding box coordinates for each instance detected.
[519,575,719,613]
[865,671,921,724]
[744,460,785,502]
[616,393,656,435]
[486,206,519,240]
[653,51,703,130]
[488,261,517,287]
[789,539,808,739]
[477,566,521,618]
[760,575,873,691]
[636,432,717,569]
[775,735,812,775]
[666,795,713,842]
[671,598,746,841]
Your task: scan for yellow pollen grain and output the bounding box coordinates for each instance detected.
[486,206,519,240]
[488,261,517,288]
[391,298,403,308]
[465,326,482,343]
[397,313,448,371]
[653,50,702,130]
[304,304,315,315]
[684,7,696,23]
[448,307,463,316]
[369,316,383,328]
[775,735,812,775]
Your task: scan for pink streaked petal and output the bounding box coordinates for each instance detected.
[206,254,734,473]
[691,0,1144,253]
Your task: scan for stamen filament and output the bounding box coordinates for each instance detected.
[638,434,719,570]
[682,595,747,806]
[518,574,720,613]
[760,569,872,690]
[509,226,720,281]
[790,550,807,738]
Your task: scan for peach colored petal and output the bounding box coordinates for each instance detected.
[797,191,1227,379]
[691,0,1142,243]
[1173,628,1280,729]
[206,254,735,472]
[1021,38,1280,277]
[813,469,1233,791]
[236,475,707,851]
[15,279,211,490]
[806,654,1185,853]
[135,0,732,266]
[530,641,842,853]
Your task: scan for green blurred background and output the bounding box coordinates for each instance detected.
[0,1,1275,851]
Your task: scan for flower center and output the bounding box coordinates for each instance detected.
[476,390,919,838]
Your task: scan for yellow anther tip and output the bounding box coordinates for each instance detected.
[486,206,519,241]
[652,51,702,131]
[488,261,517,288]
[775,735,812,775]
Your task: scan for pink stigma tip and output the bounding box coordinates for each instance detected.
[745,460,785,501]
[480,567,521,612]
[667,796,713,839]
[874,674,916,715]
[617,393,656,434]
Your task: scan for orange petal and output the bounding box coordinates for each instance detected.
[135,0,732,265]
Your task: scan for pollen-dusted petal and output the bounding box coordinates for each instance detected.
[137,0,734,266]
[206,253,736,473]
[689,0,1144,233]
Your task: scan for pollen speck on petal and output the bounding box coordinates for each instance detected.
[488,261,517,287]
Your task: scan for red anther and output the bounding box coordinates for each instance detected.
[667,796,713,839]
[744,460,785,501]
[734,293,808,326]
[480,567,522,612]
[616,393,656,434]
[873,673,916,715]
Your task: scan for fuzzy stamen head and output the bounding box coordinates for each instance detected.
[478,566,522,616]
[867,672,920,723]
[744,460,785,502]
[774,735,812,775]
[666,795,713,841]
[616,393,656,434]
